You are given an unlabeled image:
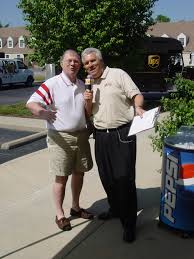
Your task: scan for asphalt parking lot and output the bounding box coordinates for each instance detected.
[0,127,35,145]
[0,128,46,164]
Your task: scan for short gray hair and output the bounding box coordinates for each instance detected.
[81,48,103,63]
[60,49,80,64]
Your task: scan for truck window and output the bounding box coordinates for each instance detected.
[0,60,3,73]
[17,61,28,69]
[7,61,16,73]
[1,60,16,73]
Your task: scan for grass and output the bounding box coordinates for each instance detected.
[0,100,162,118]
[0,102,33,117]
[34,74,45,82]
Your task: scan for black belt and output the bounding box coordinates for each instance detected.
[95,122,131,132]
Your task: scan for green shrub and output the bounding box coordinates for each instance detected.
[151,75,194,155]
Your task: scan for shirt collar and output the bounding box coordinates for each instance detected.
[100,66,110,79]
[60,71,78,86]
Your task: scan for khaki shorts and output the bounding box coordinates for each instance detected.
[47,129,93,176]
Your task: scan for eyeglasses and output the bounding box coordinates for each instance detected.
[63,59,80,65]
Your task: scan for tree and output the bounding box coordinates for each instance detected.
[0,21,9,28]
[151,75,194,155]
[18,0,157,67]
[155,14,170,23]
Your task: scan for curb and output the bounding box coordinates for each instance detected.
[0,130,47,150]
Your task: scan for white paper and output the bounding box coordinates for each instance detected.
[128,107,160,136]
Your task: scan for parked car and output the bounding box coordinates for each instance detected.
[0,58,34,88]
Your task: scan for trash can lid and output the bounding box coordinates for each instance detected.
[165,126,194,150]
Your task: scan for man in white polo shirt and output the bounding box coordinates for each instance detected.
[26,49,93,231]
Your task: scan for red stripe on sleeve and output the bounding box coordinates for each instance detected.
[41,83,53,104]
[36,89,49,105]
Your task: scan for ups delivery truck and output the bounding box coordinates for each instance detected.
[129,37,186,97]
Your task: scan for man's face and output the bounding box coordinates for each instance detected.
[83,53,104,79]
[61,52,81,79]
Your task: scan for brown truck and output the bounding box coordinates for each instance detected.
[129,37,194,98]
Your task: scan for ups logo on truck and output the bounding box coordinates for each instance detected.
[148,55,160,68]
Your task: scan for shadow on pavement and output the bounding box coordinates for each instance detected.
[1,188,194,259]
[52,187,194,259]
[0,220,92,259]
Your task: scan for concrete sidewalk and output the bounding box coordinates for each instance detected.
[0,117,194,259]
[0,116,45,132]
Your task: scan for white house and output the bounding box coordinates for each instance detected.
[0,27,33,62]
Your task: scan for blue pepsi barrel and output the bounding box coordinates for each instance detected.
[160,134,194,232]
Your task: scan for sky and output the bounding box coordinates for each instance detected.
[0,0,194,27]
[152,0,194,21]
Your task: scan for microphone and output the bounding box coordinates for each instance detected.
[85,75,93,91]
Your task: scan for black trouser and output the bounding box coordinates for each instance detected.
[95,123,137,229]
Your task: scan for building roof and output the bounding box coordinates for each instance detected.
[0,26,33,54]
[0,27,30,37]
[148,21,194,52]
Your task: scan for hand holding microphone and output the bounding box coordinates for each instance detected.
[85,74,93,92]
[84,75,93,102]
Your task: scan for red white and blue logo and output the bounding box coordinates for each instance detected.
[160,147,194,231]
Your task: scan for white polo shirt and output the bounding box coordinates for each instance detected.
[27,72,86,132]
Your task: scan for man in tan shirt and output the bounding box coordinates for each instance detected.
[82,47,144,243]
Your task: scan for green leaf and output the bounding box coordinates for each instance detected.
[150,75,194,155]
[18,0,157,66]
